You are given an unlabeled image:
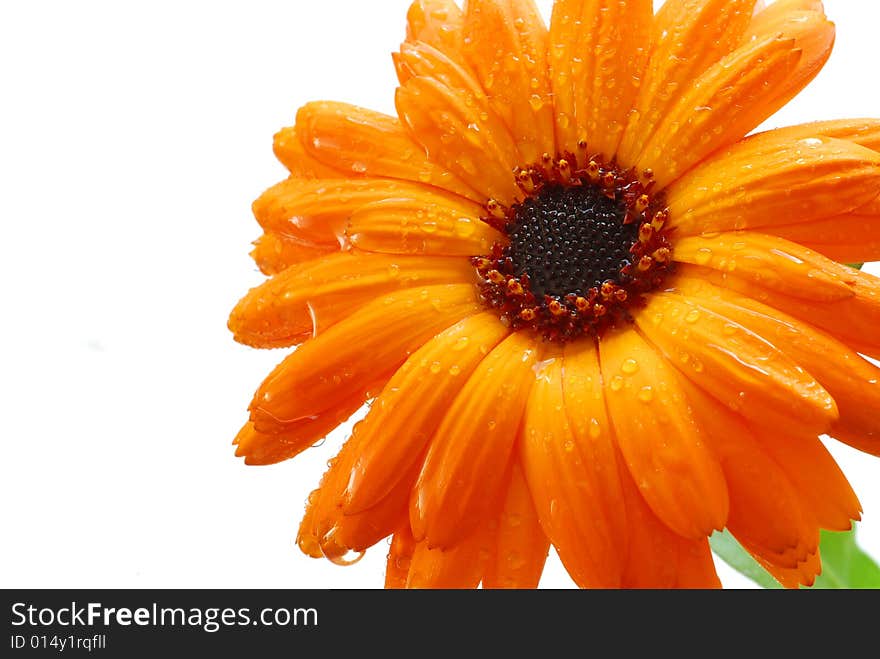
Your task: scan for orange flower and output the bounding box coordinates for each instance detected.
[229,0,880,588]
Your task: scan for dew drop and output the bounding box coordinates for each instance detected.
[621,358,639,374]
[610,375,624,391]
[453,336,470,351]
[429,360,442,374]
[588,418,601,439]
[638,385,654,403]
[694,248,713,265]
[685,309,701,324]
[449,364,461,376]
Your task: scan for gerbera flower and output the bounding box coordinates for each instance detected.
[229,0,880,588]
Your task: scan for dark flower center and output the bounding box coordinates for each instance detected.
[506,182,638,299]
[473,154,674,342]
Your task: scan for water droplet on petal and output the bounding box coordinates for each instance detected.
[621,358,639,374]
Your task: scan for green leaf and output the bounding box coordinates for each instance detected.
[709,530,782,589]
[807,526,880,589]
[847,263,864,270]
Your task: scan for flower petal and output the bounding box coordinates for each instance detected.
[406,528,492,588]
[410,331,538,548]
[293,101,481,201]
[750,117,880,153]
[635,292,837,437]
[385,525,417,589]
[253,176,472,245]
[520,347,625,587]
[666,134,880,236]
[233,390,364,466]
[617,455,721,588]
[750,426,861,532]
[744,2,834,115]
[681,377,819,568]
[250,284,479,430]
[750,548,821,589]
[249,232,334,276]
[671,275,880,456]
[672,232,857,302]
[548,0,652,158]
[396,74,520,204]
[347,196,503,256]
[634,34,804,187]
[461,0,554,165]
[229,252,475,349]
[297,436,414,561]
[343,311,509,514]
[273,125,343,178]
[599,327,729,540]
[405,0,465,56]
[617,0,758,169]
[678,263,880,360]
[766,195,880,263]
[482,461,550,589]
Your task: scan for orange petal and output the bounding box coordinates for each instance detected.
[294,101,481,202]
[411,331,538,548]
[562,341,629,549]
[744,3,835,116]
[406,528,492,589]
[229,253,475,349]
[253,176,472,245]
[547,0,652,158]
[617,0,758,169]
[617,453,721,588]
[233,390,365,466]
[461,0,554,165]
[678,263,880,360]
[679,377,819,567]
[405,0,465,57]
[520,347,624,587]
[347,195,503,256]
[599,327,729,540]
[272,125,344,178]
[250,284,479,429]
[297,436,414,562]
[672,232,857,302]
[750,427,861,532]
[766,195,880,263]
[670,275,880,456]
[635,292,837,436]
[396,74,520,205]
[635,34,802,188]
[749,117,880,153]
[249,232,334,276]
[344,311,509,514]
[482,461,550,589]
[385,525,417,589]
[666,135,880,236]
[326,476,412,557]
[748,547,821,589]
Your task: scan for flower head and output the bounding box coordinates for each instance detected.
[230,0,880,588]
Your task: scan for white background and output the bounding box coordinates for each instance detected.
[1,0,878,589]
